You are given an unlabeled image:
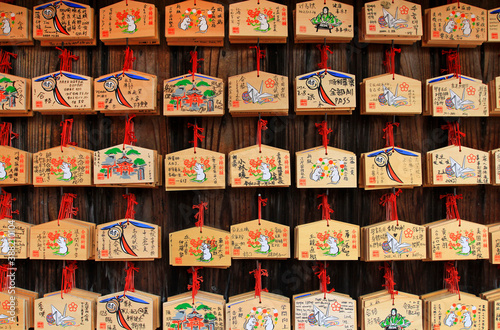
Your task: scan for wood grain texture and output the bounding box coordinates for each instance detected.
[2,0,500,317]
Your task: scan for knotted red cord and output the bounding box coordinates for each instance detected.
[383,122,399,148]
[60,119,77,152]
[187,267,203,304]
[317,194,333,225]
[250,44,266,77]
[189,50,204,82]
[257,119,268,153]
[122,47,136,72]
[193,201,208,233]
[0,123,18,147]
[442,50,461,83]
[441,122,465,152]
[123,262,139,295]
[313,262,335,299]
[383,47,401,80]
[381,262,398,305]
[123,193,137,222]
[315,121,332,155]
[61,261,77,298]
[57,47,78,73]
[123,115,137,149]
[0,50,16,74]
[440,193,463,226]
[250,262,268,303]
[258,195,267,225]
[445,262,461,300]
[57,193,78,226]
[448,0,460,8]
[380,189,402,225]
[316,44,332,73]
[188,123,205,154]
[0,189,18,219]
[0,264,13,292]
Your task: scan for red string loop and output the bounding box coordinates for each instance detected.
[60,119,77,152]
[445,262,461,299]
[317,194,334,225]
[258,195,267,225]
[0,50,17,74]
[0,189,18,219]
[188,123,205,154]
[57,193,78,226]
[448,0,460,8]
[187,267,203,304]
[0,123,18,147]
[123,193,137,221]
[56,47,79,73]
[383,47,401,79]
[61,261,77,298]
[440,193,463,225]
[250,45,266,77]
[193,201,208,233]
[124,262,139,295]
[189,51,204,82]
[383,122,399,148]
[442,50,461,83]
[316,44,332,73]
[441,122,465,151]
[380,262,398,304]
[315,121,332,155]
[250,262,268,303]
[123,115,137,148]
[313,262,335,299]
[380,189,402,225]
[122,47,136,72]
[0,264,13,292]
[257,119,268,153]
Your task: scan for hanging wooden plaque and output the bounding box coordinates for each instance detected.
[33,146,93,187]
[228,71,288,116]
[488,76,500,115]
[100,1,159,46]
[0,4,33,46]
[165,147,225,191]
[425,218,489,261]
[30,219,95,260]
[0,291,28,330]
[423,2,487,47]
[426,146,490,186]
[95,70,157,115]
[488,224,500,264]
[228,145,291,187]
[32,71,93,114]
[34,293,94,329]
[33,1,95,46]
[165,0,224,46]
[294,0,353,43]
[96,219,161,261]
[488,8,500,42]
[229,0,288,43]
[361,220,426,261]
[296,146,356,188]
[360,147,422,189]
[163,291,225,329]
[0,218,31,259]
[480,288,500,330]
[293,291,356,329]
[164,73,224,116]
[360,73,422,115]
[359,0,423,44]
[0,73,31,116]
[169,226,231,268]
[490,148,500,185]
[295,219,360,261]
[94,144,161,187]
[0,146,32,186]
[231,219,290,259]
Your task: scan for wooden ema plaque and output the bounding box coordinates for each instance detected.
[0,146,32,186]
[360,147,422,190]
[33,146,93,187]
[359,0,423,44]
[163,291,225,329]
[0,73,31,117]
[360,290,422,330]
[488,8,500,42]
[488,223,500,264]
[361,220,426,261]
[33,1,95,47]
[295,219,360,261]
[488,76,500,115]
[30,219,95,260]
[96,219,161,261]
[0,218,31,259]
[94,144,161,187]
[425,75,489,117]
[294,0,354,43]
[95,70,157,115]
[422,291,488,330]
[480,288,500,330]
[490,148,500,185]
[228,71,288,116]
[169,226,231,268]
[98,290,160,330]
[165,147,225,191]
[424,218,489,261]
[228,145,291,187]
[425,146,490,186]
[0,291,27,329]
[165,0,224,46]
[32,70,93,114]
[293,291,356,329]
[164,73,224,116]
[295,69,356,114]
[34,293,95,330]
[360,73,422,115]
[229,0,288,43]
[0,4,33,46]
[226,292,290,330]
[296,146,356,188]
[100,1,159,46]
[231,219,290,259]
[423,3,487,48]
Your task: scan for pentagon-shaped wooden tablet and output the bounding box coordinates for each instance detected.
[362,292,422,330]
[0,4,33,46]
[35,293,94,330]
[0,218,31,259]
[490,148,500,185]
[227,294,290,330]
[0,146,32,186]
[488,7,500,42]
[0,291,28,329]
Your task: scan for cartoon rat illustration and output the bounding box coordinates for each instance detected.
[198,16,208,33]
[1,18,11,35]
[257,13,269,31]
[458,236,471,255]
[0,237,10,254]
[462,19,472,36]
[258,234,270,253]
[444,311,456,327]
[263,315,274,330]
[444,19,456,34]
[260,163,272,181]
[193,162,206,182]
[125,14,136,33]
[310,166,324,181]
[179,16,191,30]
[56,236,68,255]
[326,237,339,256]
[60,162,72,180]
[462,311,473,329]
[244,315,257,330]
[0,162,7,180]
[329,165,340,184]
[200,242,212,262]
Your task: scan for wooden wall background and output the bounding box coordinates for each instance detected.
[4,0,500,320]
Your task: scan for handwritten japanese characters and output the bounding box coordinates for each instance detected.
[294,0,353,43]
[490,148,500,185]
[35,293,95,330]
[0,290,30,330]
[480,288,500,330]
[0,73,31,116]
[0,218,31,259]
[488,223,500,264]
[164,73,224,116]
[229,145,291,187]
[0,146,31,186]
[488,7,500,42]
[165,0,224,46]
[0,3,33,46]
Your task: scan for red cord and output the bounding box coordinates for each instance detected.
[0,50,16,74]
[258,195,267,225]
[316,44,332,73]
[61,261,77,298]
[382,122,399,148]
[123,115,137,148]
[124,262,139,295]
[317,194,334,225]
[250,45,266,77]
[56,47,78,73]
[250,262,268,303]
[257,119,268,153]
[445,262,461,300]
[189,51,204,82]
[0,123,18,147]
[380,189,402,225]
[193,201,208,233]
[122,47,136,72]
[57,193,78,226]
[187,267,203,304]
[188,123,205,154]
[315,121,332,155]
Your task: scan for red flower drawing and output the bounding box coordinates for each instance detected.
[466,86,476,96]
[400,6,409,15]
[467,154,476,163]
[265,79,275,88]
[68,302,78,312]
[404,228,413,238]
[400,82,409,92]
